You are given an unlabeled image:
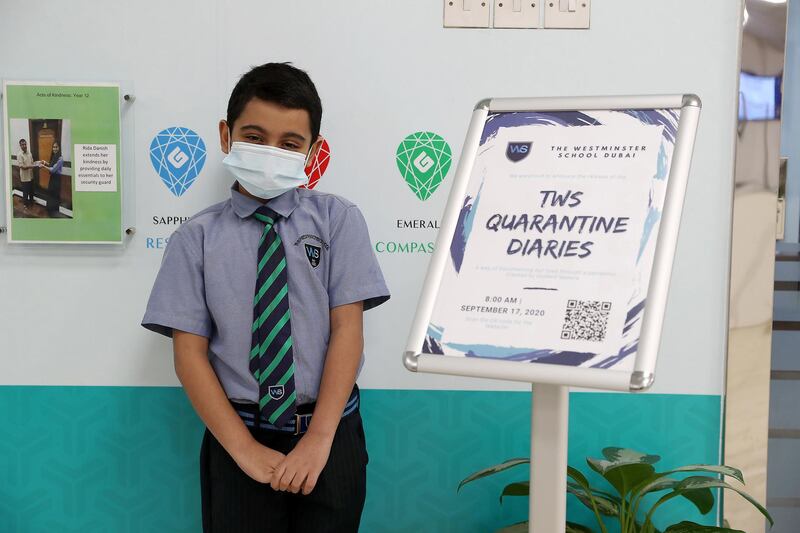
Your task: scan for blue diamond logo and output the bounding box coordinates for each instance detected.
[149,126,207,196]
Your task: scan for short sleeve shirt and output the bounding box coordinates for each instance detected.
[141,182,391,404]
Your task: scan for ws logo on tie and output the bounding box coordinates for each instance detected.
[149,127,207,197]
[268,385,285,401]
[506,142,532,163]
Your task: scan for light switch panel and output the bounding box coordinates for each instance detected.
[444,0,491,28]
[544,0,590,29]
[494,0,539,28]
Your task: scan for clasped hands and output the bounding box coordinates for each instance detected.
[235,430,333,496]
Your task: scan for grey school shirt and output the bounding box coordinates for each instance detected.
[142,182,390,405]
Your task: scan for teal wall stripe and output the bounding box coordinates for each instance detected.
[0,387,721,532]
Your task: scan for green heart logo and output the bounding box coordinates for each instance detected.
[395,131,452,201]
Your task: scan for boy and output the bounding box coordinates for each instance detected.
[142,63,390,532]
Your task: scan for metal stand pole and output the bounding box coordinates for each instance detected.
[530,383,570,533]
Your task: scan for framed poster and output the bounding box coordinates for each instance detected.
[3,81,123,243]
[404,95,701,391]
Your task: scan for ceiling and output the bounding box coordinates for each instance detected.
[745,0,788,51]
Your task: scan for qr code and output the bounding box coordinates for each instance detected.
[561,300,612,342]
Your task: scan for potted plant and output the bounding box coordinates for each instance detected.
[459,447,773,532]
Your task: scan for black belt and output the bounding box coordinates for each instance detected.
[231,387,359,435]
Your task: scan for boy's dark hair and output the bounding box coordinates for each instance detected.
[227,62,322,143]
[19,139,25,144]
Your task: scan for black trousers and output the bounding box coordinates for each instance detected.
[46,174,60,213]
[200,409,368,533]
[21,181,33,204]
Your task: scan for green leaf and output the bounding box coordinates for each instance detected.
[678,486,715,516]
[673,477,773,527]
[593,461,657,497]
[634,475,714,515]
[633,475,679,496]
[568,465,592,486]
[566,522,596,533]
[587,456,615,475]
[587,449,660,477]
[664,465,744,484]
[568,467,620,502]
[602,447,661,466]
[500,481,529,503]
[587,450,660,497]
[495,521,528,533]
[567,466,616,533]
[458,458,529,491]
[635,476,715,520]
[567,483,620,516]
[664,521,745,533]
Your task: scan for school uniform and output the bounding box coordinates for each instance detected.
[141,182,390,532]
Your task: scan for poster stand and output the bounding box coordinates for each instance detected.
[530,384,569,533]
[404,95,701,532]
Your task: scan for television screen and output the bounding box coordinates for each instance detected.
[739,71,782,121]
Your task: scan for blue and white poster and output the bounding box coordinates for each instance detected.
[423,109,680,373]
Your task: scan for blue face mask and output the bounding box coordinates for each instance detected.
[222,141,310,199]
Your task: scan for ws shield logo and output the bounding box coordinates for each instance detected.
[268,385,285,400]
[506,142,532,163]
[304,243,321,268]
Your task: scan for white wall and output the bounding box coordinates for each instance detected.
[9,120,28,151]
[0,0,742,397]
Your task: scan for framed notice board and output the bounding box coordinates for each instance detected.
[404,95,701,392]
[3,81,123,243]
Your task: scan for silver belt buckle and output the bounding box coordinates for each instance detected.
[294,413,311,435]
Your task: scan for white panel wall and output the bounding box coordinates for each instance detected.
[0,0,742,396]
